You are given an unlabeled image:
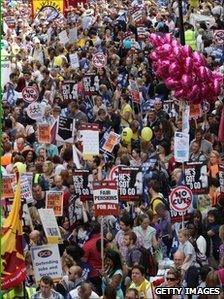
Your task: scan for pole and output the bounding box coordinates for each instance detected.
[101,217,104,271]
[178,0,185,45]
[182,212,185,229]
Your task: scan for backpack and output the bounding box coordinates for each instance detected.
[132,246,158,277]
[150,196,170,212]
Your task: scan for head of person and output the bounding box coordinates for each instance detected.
[207,210,218,224]
[178,229,189,244]
[78,282,94,299]
[105,249,122,271]
[103,285,117,299]
[43,161,54,175]
[120,214,133,232]
[219,225,224,242]
[69,102,79,115]
[209,150,220,165]
[191,140,201,154]
[68,265,82,282]
[171,168,182,185]
[134,171,143,195]
[130,120,140,134]
[173,251,185,269]
[206,270,220,287]
[154,126,163,140]
[200,266,214,283]
[192,209,203,225]
[138,214,150,230]
[125,288,139,299]
[165,267,182,287]
[195,128,204,142]
[32,184,43,200]
[16,137,25,151]
[147,109,156,123]
[23,69,31,81]
[44,105,52,117]
[64,244,84,262]
[39,276,54,297]
[131,265,145,286]
[155,202,167,217]
[9,72,19,84]
[148,179,161,195]
[124,231,137,247]
[154,99,162,111]
[29,230,41,243]
[98,108,107,121]
[22,149,36,163]
[53,174,63,189]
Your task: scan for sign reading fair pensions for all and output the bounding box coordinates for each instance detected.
[93,181,119,216]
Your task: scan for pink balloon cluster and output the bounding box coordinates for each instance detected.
[149,34,223,104]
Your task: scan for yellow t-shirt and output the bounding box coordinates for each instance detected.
[129,279,153,299]
[121,103,133,127]
[150,194,164,214]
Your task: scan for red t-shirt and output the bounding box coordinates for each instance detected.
[83,234,101,278]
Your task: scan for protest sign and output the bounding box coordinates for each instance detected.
[80,123,99,158]
[31,244,62,283]
[20,173,33,190]
[102,132,120,153]
[69,27,78,42]
[169,186,193,213]
[214,30,224,46]
[137,27,149,40]
[219,164,224,193]
[2,174,16,199]
[73,170,93,201]
[174,132,189,163]
[93,181,119,216]
[27,102,45,120]
[189,103,201,119]
[72,145,82,169]
[182,104,190,133]
[69,53,80,69]
[129,80,140,104]
[1,58,11,89]
[58,30,69,44]
[39,208,62,244]
[185,162,208,194]
[37,123,51,144]
[68,194,82,227]
[131,9,143,23]
[61,80,78,100]
[83,74,100,95]
[118,167,142,201]
[56,116,76,143]
[22,86,39,104]
[32,0,64,21]
[46,191,64,217]
[20,177,34,204]
[92,52,107,68]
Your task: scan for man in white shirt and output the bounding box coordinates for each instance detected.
[68,282,99,299]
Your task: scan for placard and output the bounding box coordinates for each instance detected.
[37,123,51,144]
[214,30,224,45]
[20,177,34,204]
[169,186,193,213]
[184,162,208,194]
[118,167,142,201]
[73,170,93,201]
[129,80,140,104]
[83,75,100,95]
[2,174,16,199]
[189,104,201,119]
[69,27,78,42]
[22,86,39,103]
[31,244,62,283]
[56,116,76,143]
[27,102,45,120]
[92,52,107,69]
[102,132,120,153]
[20,173,33,190]
[46,191,64,217]
[174,132,190,163]
[58,30,69,44]
[93,181,119,216]
[1,58,11,89]
[31,0,64,20]
[69,53,79,69]
[219,164,224,193]
[39,208,62,244]
[61,80,78,100]
[80,123,99,158]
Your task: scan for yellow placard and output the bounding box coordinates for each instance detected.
[32,0,64,18]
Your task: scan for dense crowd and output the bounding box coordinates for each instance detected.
[1,0,224,298]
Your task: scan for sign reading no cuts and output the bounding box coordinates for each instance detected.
[169,186,193,213]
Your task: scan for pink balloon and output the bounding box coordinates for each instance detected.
[172,40,179,47]
[200,84,210,98]
[165,78,182,90]
[213,79,221,95]
[182,45,193,58]
[187,85,200,100]
[181,74,193,88]
[192,52,207,67]
[173,45,182,57]
[198,66,208,81]
[192,98,202,104]
[185,57,193,74]
[174,88,187,99]
[149,34,164,47]
[150,51,158,61]
[169,62,181,74]
[164,34,173,44]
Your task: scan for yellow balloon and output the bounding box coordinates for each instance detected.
[122,127,133,143]
[54,56,63,66]
[141,127,153,141]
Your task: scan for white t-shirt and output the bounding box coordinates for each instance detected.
[69,287,100,299]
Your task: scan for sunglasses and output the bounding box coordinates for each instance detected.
[166,277,176,281]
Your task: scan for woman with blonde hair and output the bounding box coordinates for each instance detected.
[42,160,54,188]
[208,150,221,207]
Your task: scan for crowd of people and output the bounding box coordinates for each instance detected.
[1,0,224,298]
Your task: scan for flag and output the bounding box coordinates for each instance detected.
[1,183,26,289]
